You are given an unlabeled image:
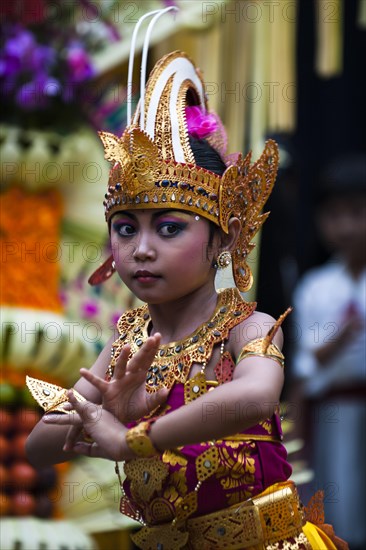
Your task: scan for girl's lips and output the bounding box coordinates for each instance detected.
[134,270,158,278]
[133,270,161,282]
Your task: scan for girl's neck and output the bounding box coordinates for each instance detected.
[147,285,219,344]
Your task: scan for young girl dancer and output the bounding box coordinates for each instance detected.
[26,10,347,550]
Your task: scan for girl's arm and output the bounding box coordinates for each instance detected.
[44,313,285,462]
[26,334,115,467]
[148,313,284,452]
[27,332,168,466]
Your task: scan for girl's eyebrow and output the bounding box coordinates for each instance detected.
[152,210,190,220]
[113,211,136,220]
[113,210,191,221]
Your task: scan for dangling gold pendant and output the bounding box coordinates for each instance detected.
[195,446,219,482]
[184,371,207,403]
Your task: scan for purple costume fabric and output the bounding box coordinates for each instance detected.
[123,354,292,526]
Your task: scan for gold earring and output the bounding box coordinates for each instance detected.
[216,251,232,269]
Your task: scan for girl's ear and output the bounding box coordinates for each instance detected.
[220,217,241,252]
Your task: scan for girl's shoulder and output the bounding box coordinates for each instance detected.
[228,310,283,360]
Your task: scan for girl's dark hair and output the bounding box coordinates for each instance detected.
[189,137,227,176]
[189,137,226,246]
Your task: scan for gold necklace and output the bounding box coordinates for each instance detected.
[106,288,255,391]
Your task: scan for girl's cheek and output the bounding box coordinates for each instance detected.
[110,238,133,266]
[181,240,209,264]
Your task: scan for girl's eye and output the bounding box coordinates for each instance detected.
[158,222,186,237]
[113,222,136,236]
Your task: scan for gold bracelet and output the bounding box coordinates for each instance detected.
[125,419,159,458]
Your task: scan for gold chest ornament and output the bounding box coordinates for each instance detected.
[105,288,256,391]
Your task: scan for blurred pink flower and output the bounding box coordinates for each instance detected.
[81,301,99,318]
[111,312,121,325]
[66,43,94,83]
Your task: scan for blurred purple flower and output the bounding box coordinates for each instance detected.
[0,28,35,78]
[29,44,56,73]
[16,74,61,109]
[6,28,35,60]
[0,19,96,112]
[16,81,42,109]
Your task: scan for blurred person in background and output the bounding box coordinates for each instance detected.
[292,153,366,550]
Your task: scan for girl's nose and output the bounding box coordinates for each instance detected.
[132,233,156,261]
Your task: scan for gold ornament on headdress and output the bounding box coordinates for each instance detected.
[98,38,279,293]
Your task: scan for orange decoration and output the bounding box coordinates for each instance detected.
[0,492,11,516]
[0,186,63,312]
[0,365,67,389]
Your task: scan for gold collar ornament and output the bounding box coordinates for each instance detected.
[89,9,280,292]
[106,288,255,392]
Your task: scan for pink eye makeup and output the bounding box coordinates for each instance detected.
[112,216,137,236]
[111,210,194,238]
[154,212,190,237]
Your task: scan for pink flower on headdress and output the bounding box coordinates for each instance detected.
[185,106,218,139]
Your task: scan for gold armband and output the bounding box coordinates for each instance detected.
[236,339,285,368]
[125,419,159,458]
[236,307,292,369]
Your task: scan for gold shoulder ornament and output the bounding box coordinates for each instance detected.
[236,307,293,368]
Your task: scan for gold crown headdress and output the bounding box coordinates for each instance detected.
[92,8,279,292]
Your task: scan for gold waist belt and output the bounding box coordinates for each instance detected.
[131,481,308,550]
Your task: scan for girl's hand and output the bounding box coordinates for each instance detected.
[79,334,168,423]
[43,390,130,461]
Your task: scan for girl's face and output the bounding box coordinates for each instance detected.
[110,209,218,304]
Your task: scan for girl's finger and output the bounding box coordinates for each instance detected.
[43,412,82,426]
[66,390,101,423]
[80,368,108,392]
[126,334,161,374]
[113,344,131,380]
[64,425,83,452]
[67,441,91,456]
[72,441,109,459]
[146,386,169,412]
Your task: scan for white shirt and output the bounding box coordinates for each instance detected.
[292,259,366,397]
